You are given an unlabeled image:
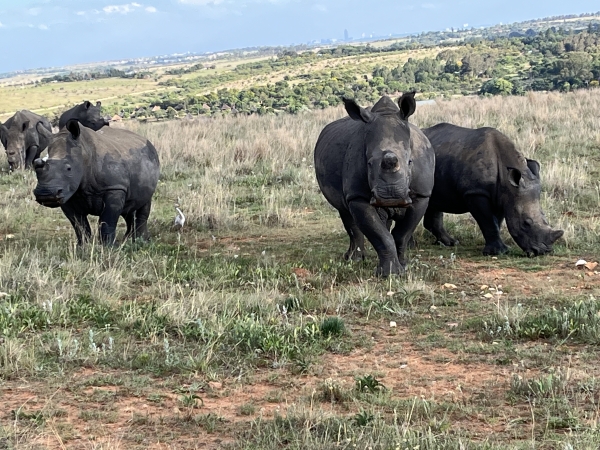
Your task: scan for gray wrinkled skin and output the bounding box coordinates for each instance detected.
[423,123,564,256]
[0,111,52,170]
[59,101,109,131]
[33,120,160,245]
[314,94,435,276]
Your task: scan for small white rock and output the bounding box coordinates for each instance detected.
[389,321,397,328]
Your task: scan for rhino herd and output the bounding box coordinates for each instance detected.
[1,96,563,275]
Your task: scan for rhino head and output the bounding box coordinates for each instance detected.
[344,92,416,208]
[502,159,563,256]
[1,112,35,169]
[60,101,109,131]
[33,120,85,208]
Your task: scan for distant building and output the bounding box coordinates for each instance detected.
[344,29,349,41]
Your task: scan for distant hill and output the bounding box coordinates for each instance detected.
[1,11,599,122]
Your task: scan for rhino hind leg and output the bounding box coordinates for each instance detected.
[424,209,459,246]
[134,201,152,241]
[123,211,136,240]
[465,195,509,255]
[339,210,365,261]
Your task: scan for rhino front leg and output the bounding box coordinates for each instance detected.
[24,145,40,170]
[99,190,126,245]
[348,200,401,276]
[465,195,509,255]
[424,209,459,246]
[61,203,91,245]
[339,209,365,261]
[391,195,430,267]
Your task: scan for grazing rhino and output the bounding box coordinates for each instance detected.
[59,101,109,131]
[423,123,563,256]
[0,111,52,169]
[33,120,160,245]
[314,93,435,276]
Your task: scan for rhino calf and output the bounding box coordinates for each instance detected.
[314,94,435,276]
[33,120,160,245]
[0,111,52,169]
[59,101,109,131]
[423,123,563,256]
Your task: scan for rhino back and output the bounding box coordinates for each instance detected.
[424,123,518,212]
[80,127,160,211]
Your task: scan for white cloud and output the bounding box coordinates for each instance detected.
[0,22,4,28]
[179,0,225,4]
[146,6,157,12]
[103,3,143,14]
[27,8,42,16]
[421,3,436,9]
[39,24,48,30]
[76,11,86,16]
[312,4,327,12]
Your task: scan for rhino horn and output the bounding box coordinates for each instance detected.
[550,229,564,243]
[33,158,45,170]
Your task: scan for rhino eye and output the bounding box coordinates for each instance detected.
[408,160,413,165]
[66,165,72,171]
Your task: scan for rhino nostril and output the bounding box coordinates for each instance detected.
[56,189,63,197]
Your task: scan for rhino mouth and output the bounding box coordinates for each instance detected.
[34,187,64,208]
[370,187,412,208]
[35,196,62,208]
[370,197,412,208]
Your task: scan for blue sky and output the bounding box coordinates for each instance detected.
[0,0,598,73]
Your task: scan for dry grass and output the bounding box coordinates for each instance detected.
[1,90,600,448]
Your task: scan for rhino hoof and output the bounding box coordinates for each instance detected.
[375,261,405,277]
[436,237,459,247]
[483,242,509,256]
[344,249,365,261]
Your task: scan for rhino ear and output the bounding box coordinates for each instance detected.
[66,119,81,140]
[398,91,416,120]
[96,101,101,107]
[526,159,540,178]
[0,124,7,149]
[84,101,92,110]
[507,167,522,188]
[343,97,373,123]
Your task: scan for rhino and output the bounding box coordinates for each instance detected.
[33,119,160,245]
[314,93,435,276]
[0,111,52,169]
[59,101,109,131]
[423,123,563,256]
